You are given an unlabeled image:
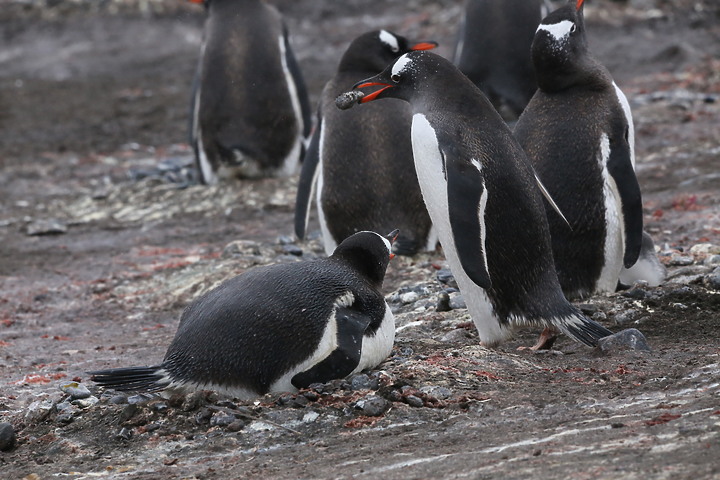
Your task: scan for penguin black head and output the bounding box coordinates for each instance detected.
[350,51,451,105]
[532,0,599,91]
[331,230,398,288]
[339,30,437,74]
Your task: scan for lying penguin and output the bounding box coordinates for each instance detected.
[90,230,397,398]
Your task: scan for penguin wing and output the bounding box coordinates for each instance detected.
[290,306,371,389]
[608,119,643,268]
[294,114,322,240]
[444,147,492,289]
[282,23,312,138]
[189,65,201,159]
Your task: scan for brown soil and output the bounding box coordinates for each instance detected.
[1,0,719,478]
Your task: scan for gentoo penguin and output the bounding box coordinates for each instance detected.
[453,0,544,121]
[295,30,437,256]
[514,0,650,299]
[90,230,398,398]
[188,0,311,184]
[346,51,612,348]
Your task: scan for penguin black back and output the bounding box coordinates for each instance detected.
[190,0,311,183]
[454,0,543,120]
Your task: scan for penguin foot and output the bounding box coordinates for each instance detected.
[518,327,559,351]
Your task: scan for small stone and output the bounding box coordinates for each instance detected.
[689,244,720,255]
[669,254,694,266]
[704,255,720,266]
[26,219,67,236]
[592,311,608,322]
[705,268,720,290]
[226,419,248,432]
[354,395,390,417]
[116,427,133,440]
[440,329,472,342]
[578,304,598,315]
[598,328,651,353]
[194,408,213,425]
[25,399,55,423]
[335,90,365,110]
[449,295,466,310]
[282,244,303,256]
[210,412,236,427]
[151,401,168,413]
[613,309,638,326]
[56,413,74,425]
[404,395,424,408]
[109,394,128,405]
[436,292,451,312]
[222,240,261,258]
[60,382,92,400]
[400,292,419,304]
[349,373,372,391]
[419,385,452,400]
[181,391,207,411]
[621,287,649,300]
[127,394,148,404]
[436,269,458,289]
[0,423,17,451]
[72,396,99,408]
[118,404,139,423]
[276,235,294,245]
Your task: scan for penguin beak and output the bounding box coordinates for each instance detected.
[386,229,400,260]
[188,0,204,3]
[576,0,584,10]
[410,41,438,51]
[352,79,394,104]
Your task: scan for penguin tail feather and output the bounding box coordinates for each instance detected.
[554,313,613,348]
[88,366,169,393]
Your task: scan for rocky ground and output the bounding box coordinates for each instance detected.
[1,0,719,478]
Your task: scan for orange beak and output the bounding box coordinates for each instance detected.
[576,0,584,10]
[354,81,394,103]
[410,41,438,51]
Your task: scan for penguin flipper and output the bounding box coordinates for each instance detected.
[445,150,492,289]
[607,125,643,268]
[291,307,370,389]
[282,23,312,138]
[89,365,168,393]
[294,115,322,240]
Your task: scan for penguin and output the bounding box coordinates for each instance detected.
[513,0,650,300]
[295,30,437,256]
[618,231,666,288]
[188,0,311,184]
[346,51,613,349]
[90,230,398,399]
[453,0,545,121]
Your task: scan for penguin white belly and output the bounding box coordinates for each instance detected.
[277,34,304,177]
[613,82,635,168]
[411,114,510,345]
[315,123,338,256]
[161,368,258,401]
[597,133,625,293]
[193,42,218,186]
[355,304,395,373]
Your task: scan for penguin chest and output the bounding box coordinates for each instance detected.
[597,133,625,292]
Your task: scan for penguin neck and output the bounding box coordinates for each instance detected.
[330,249,388,289]
[536,54,611,93]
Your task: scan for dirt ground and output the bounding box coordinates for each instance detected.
[1,0,719,478]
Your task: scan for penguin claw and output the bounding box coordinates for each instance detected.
[517,327,559,351]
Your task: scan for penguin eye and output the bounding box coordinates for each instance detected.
[570,23,577,33]
[391,73,401,83]
[390,46,399,53]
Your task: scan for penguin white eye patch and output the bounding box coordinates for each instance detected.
[392,54,413,76]
[379,30,400,52]
[537,20,575,42]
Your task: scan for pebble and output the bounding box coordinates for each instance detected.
[436,269,458,289]
[449,295,466,310]
[222,240,261,258]
[598,328,651,353]
[281,244,303,256]
[349,373,373,391]
[436,292,451,312]
[613,309,638,326]
[25,399,55,423]
[419,385,452,400]
[0,423,17,451]
[72,396,99,408]
[109,394,129,405]
[26,219,68,236]
[116,427,133,440]
[704,255,720,266]
[60,382,92,400]
[335,90,365,110]
[689,244,720,255]
[210,412,236,427]
[56,413,74,425]
[669,254,694,266]
[705,267,720,290]
[621,287,649,300]
[354,395,390,417]
[440,329,472,342]
[404,395,424,408]
[400,292,420,304]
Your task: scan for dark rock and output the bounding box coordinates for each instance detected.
[302,390,320,401]
[119,404,139,423]
[622,287,649,299]
[354,395,390,417]
[151,401,168,413]
[109,394,128,405]
[194,408,213,425]
[578,304,598,315]
[56,413,74,425]
[226,419,248,432]
[0,423,17,451]
[210,412,236,427]
[598,328,651,353]
[282,244,303,256]
[436,269,458,289]
[449,295,466,310]
[436,292,451,312]
[404,395,424,408]
[26,219,68,236]
[116,427,133,440]
[349,373,372,391]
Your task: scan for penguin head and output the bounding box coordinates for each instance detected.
[331,230,398,287]
[532,0,592,90]
[338,30,437,74]
[350,51,449,105]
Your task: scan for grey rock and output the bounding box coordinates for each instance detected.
[436,292,451,312]
[419,385,452,400]
[614,309,639,326]
[436,269,458,289]
[0,423,17,451]
[72,396,99,408]
[705,267,720,290]
[354,395,390,417]
[669,254,694,266]
[26,219,68,236]
[598,328,651,353]
[60,382,92,400]
[400,291,419,304]
[440,328,472,342]
[116,427,133,440]
[704,255,720,266]
[404,395,424,408]
[349,373,372,391]
[281,244,303,256]
[622,287,649,300]
[56,413,74,425]
[449,294,466,310]
[109,394,128,405]
[578,304,599,315]
[26,399,55,423]
[210,412,236,427]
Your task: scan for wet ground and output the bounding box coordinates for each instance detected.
[1,0,719,478]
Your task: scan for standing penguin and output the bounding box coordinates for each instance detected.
[346,51,612,348]
[514,0,656,299]
[90,230,398,398]
[295,30,437,256]
[453,0,544,121]
[189,0,311,184]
